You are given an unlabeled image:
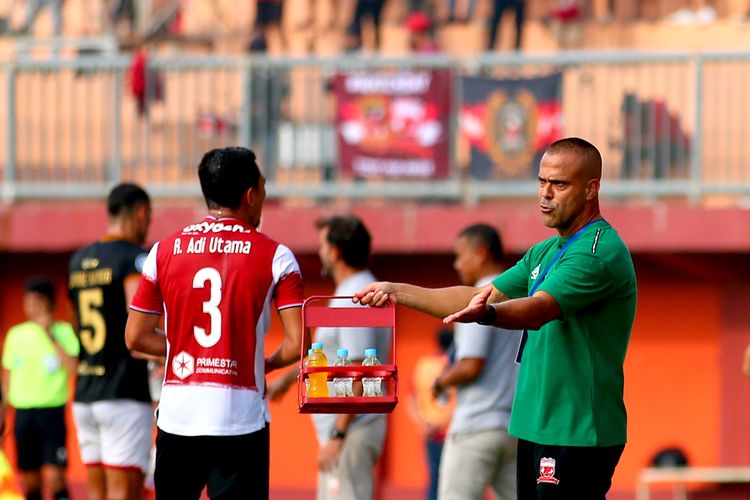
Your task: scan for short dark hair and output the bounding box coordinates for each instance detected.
[546,137,602,179]
[24,276,56,304]
[198,147,261,209]
[315,215,371,269]
[108,183,150,217]
[458,223,504,263]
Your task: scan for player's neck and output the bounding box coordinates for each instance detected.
[104,220,136,243]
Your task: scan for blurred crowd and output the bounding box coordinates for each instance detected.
[1,0,749,56]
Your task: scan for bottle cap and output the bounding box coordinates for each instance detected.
[365,348,377,357]
[336,348,349,357]
[307,349,313,355]
[311,342,324,350]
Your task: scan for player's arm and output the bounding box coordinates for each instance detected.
[266,306,308,373]
[444,287,561,330]
[125,310,166,357]
[354,282,505,319]
[432,358,484,396]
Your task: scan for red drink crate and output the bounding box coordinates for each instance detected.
[298,296,398,414]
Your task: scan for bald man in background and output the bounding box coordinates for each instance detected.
[355,137,637,499]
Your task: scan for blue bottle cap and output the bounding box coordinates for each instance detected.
[336,348,349,357]
[365,348,377,357]
[311,342,324,350]
[307,349,313,355]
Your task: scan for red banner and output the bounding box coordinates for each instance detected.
[335,70,452,179]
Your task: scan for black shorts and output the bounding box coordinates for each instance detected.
[517,438,625,500]
[14,406,68,471]
[154,426,269,500]
[255,1,282,27]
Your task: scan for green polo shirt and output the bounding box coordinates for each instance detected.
[2,321,79,409]
[493,220,636,446]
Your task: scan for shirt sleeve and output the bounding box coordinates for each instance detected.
[453,322,492,360]
[130,242,165,314]
[1,330,14,370]
[53,322,80,357]
[537,250,613,318]
[272,244,304,310]
[492,253,532,299]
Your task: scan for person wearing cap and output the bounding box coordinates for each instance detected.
[268,215,390,500]
[406,11,440,53]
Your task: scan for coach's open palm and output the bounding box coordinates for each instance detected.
[443,287,492,325]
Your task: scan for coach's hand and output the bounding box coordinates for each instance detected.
[318,438,343,472]
[443,287,492,325]
[353,282,396,307]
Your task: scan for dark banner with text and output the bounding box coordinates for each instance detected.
[335,70,452,179]
[461,73,563,179]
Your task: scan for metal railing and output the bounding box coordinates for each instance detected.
[2,50,750,203]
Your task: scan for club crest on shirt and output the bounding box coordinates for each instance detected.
[530,264,540,280]
[537,457,560,485]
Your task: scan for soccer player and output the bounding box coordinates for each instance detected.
[68,183,153,500]
[3,277,78,500]
[356,137,637,499]
[125,147,305,499]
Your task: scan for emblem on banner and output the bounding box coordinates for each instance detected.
[486,89,538,176]
[537,457,560,485]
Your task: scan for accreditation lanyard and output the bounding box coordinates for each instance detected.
[515,218,606,363]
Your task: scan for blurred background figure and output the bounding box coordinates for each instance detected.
[2,277,78,500]
[250,0,285,52]
[487,0,525,51]
[408,327,455,500]
[15,0,62,36]
[346,0,387,51]
[405,10,439,53]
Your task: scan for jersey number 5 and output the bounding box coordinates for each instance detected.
[78,288,106,355]
[193,267,222,348]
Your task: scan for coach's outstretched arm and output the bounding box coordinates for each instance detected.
[266,306,308,373]
[444,287,562,331]
[354,281,505,319]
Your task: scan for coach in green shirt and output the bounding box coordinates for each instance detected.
[355,137,637,499]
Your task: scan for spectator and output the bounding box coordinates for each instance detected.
[549,0,584,48]
[268,214,389,500]
[487,0,525,51]
[406,11,439,53]
[446,0,476,23]
[125,147,306,499]
[2,277,78,500]
[407,328,455,500]
[250,0,286,52]
[346,0,387,51]
[68,183,154,500]
[15,0,62,36]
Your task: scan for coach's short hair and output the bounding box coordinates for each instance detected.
[546,137,602,179]
[315,215,371,269]
[24,276,56,304]
[198,147,262,209]
[457,223,504,263]
[108,183,150,217]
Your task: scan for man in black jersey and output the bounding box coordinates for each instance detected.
[68,183,154,500]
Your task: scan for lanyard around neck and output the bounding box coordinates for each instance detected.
[528,218,606,297]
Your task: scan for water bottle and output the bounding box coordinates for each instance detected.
[333,349,354,397]
[362,348,382,397]
[303,348,313,395]
[307,342,329,397]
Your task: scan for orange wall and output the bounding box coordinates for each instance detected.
[0,252,746,497]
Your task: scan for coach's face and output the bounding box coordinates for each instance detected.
[538,150,589,234]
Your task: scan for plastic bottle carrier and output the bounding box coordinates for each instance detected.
[298,296,398,414]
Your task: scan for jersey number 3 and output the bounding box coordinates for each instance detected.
[193,267,222,348]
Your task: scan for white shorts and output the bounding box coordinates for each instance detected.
[73,400,154,472]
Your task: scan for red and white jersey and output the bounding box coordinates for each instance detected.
[131,216,303,436]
